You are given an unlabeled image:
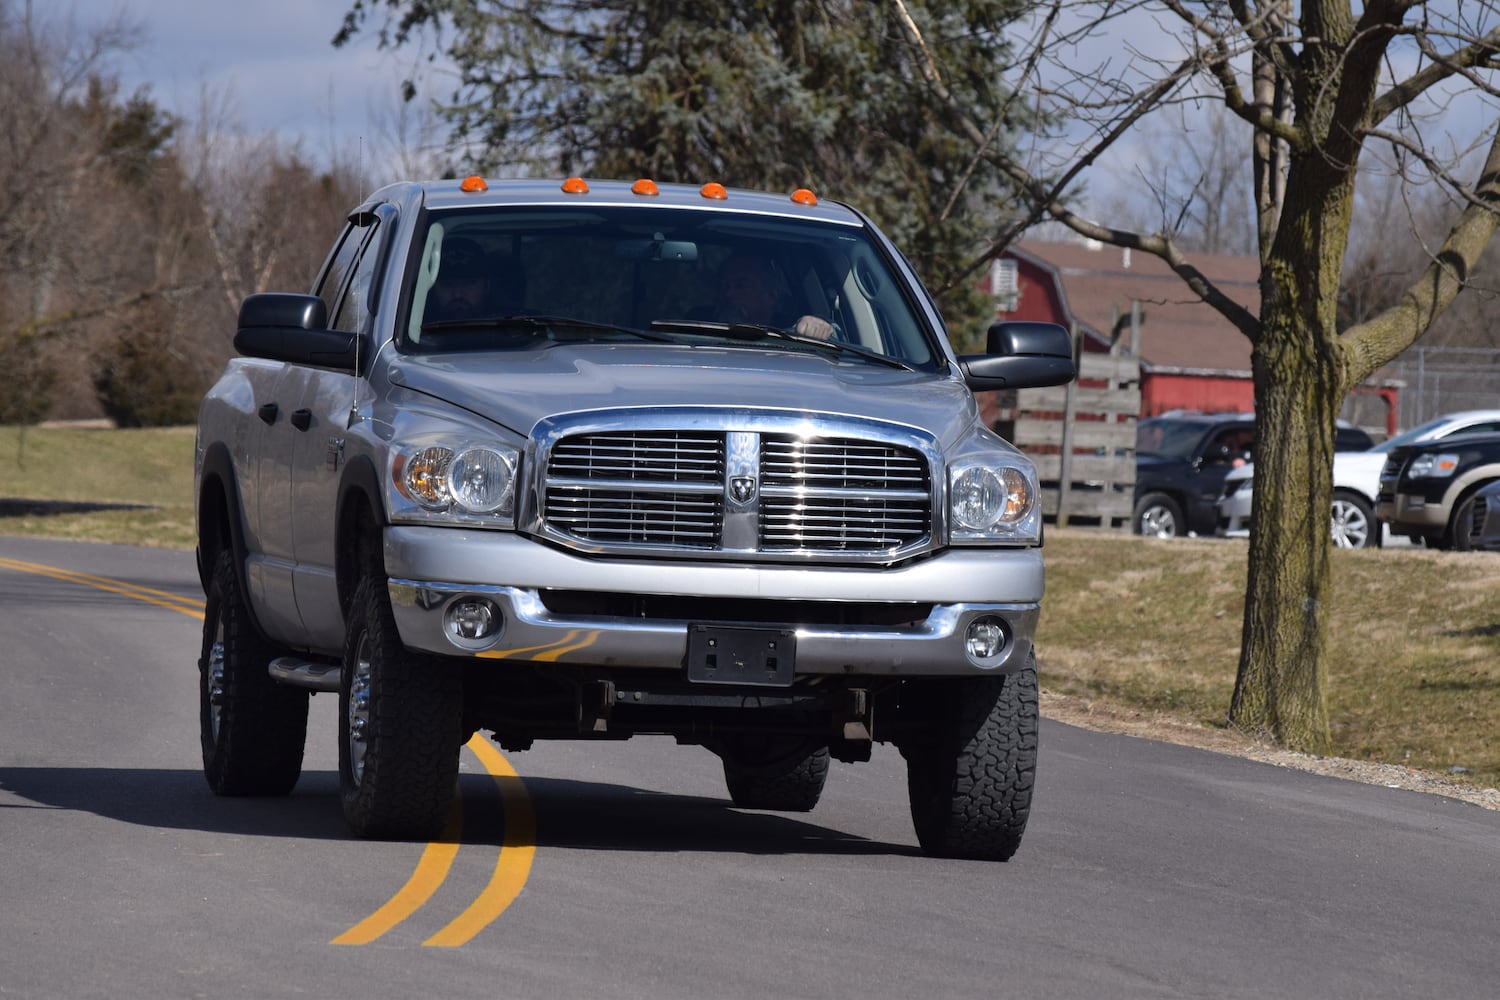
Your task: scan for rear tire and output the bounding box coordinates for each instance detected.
[903,658,1038,861]
[722,743,830,812]
[339,575,464,840]
[199,550,308,795]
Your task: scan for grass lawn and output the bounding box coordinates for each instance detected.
[0,424,197,550]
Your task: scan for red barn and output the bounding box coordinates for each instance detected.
[990,239,1398,432]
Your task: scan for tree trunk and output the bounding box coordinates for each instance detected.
[1231,332,1339,751]
[1230,168,1355,752]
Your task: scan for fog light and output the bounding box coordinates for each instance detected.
[965,617,1008,662]
[445,598,501,642]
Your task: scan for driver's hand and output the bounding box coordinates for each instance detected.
[794,315,834,340]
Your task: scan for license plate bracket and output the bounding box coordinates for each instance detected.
[685,625,796,686]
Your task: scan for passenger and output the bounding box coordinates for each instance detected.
[715,252,833,340]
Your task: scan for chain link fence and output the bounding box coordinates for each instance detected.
[1383,346,1500,430]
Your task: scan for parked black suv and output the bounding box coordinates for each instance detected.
[1133,412,1373,538]
[1376,431,1500,549]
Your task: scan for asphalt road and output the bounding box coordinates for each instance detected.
[2,534,1498,1000]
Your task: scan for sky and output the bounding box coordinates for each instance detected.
[59,1,1500,212]
[66,0,431,168]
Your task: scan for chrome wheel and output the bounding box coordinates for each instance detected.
[1330,498,1369,548]
[1330,492,1376,549]
[346,635,374,788]
[1139,506,1177,538]
[206,625,227,741]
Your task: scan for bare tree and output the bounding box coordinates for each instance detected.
[1101,101,1258,255]
[895,0,1500,751]
[0,1,139,312]
[0,0,164,426]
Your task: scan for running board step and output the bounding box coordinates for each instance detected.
[268,656,341,692]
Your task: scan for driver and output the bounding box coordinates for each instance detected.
[715,252,833,340]
[426,237,492,322]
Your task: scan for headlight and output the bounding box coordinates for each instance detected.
[1408,453,1459,479]
[392,440,518,519]
[447,448,515,513]
[949,462,1039,542]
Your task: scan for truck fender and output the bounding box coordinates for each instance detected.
[335,454,388,618]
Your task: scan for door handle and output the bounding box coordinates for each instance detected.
[257,403,278,425]
[290,409,313,431]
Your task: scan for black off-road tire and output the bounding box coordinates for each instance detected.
[340,575,463,840]
[199,549,308,795]
[904,658,1038,861]
[723,746,830,812]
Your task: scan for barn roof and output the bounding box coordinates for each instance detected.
[1012,240,1260,375]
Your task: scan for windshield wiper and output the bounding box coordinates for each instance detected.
[650,320,915,370]
[421,314,675,342]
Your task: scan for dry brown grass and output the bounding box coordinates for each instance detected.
[1039,528,1500,789]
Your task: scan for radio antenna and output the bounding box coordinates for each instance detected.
[351,134,366,425]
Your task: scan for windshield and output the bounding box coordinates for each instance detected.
[1372,415,1500,452]
[1136,417,1218,460]
[399,205,939,369]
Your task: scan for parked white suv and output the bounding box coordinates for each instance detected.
[1218,410,1500,546]
[193,176,1076,860]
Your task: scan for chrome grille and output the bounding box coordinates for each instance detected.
[761,436,927,489]
[760,435,929,551]
[548,431,722,483]
[542,428,933,558]
[546,487,722,545]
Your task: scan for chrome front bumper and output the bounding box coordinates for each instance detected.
[383,526,1043,676]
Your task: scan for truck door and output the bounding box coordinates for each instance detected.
[287,209,389,652]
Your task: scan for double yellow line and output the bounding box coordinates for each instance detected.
[333,736,536,947]
[0,553,535,946]
[0,555,206,617]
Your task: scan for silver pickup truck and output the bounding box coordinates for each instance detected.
[194,176,1074,860]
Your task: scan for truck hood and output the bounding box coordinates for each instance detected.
[384,343,984,446]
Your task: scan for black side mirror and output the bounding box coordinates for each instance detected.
[233,293,366,372]
[957,321,1076,391]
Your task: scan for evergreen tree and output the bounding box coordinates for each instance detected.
[334,0,1040,347]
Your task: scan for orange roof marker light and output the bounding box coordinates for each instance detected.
[561,176,589,194]
[699,182,728,200]
[631,178,661,196]
[790,188,818,206]
[460,175,489,193]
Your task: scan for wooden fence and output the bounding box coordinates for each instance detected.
[999,347,1140,529]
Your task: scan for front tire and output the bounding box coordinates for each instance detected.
[1133,492,1184,538]
[903,659,1038,861]
[340,575,464,840]
[199,549,308,795]
[1448,492,1485,552]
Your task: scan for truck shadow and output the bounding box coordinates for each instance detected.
[0,765,350,840]
[0,765,917,857]
[460,771,919,857]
